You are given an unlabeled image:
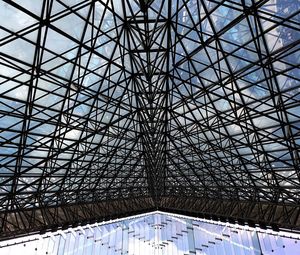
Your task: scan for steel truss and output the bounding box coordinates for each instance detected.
[0,0,299,239]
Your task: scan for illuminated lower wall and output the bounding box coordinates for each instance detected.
[0,211,299,255]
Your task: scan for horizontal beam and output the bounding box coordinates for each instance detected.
[159,196,300,232]
[1,195,300,241]
[0,196,155,241]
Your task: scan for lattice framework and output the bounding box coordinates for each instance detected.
[0,0,299,239]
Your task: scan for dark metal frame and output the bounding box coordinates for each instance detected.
[0,0,299,240]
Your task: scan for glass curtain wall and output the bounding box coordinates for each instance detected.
[1,212,300,255]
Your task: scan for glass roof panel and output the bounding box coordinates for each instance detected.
[0,0,299,240]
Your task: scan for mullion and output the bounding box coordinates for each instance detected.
[249,3,300,186]
[11,0,51,211]
[200,0,283,200]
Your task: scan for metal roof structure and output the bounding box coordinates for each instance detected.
[0,0,299,240]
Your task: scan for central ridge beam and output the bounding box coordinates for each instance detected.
[121,2,170,206]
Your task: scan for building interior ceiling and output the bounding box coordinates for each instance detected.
[0,0,299,240]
